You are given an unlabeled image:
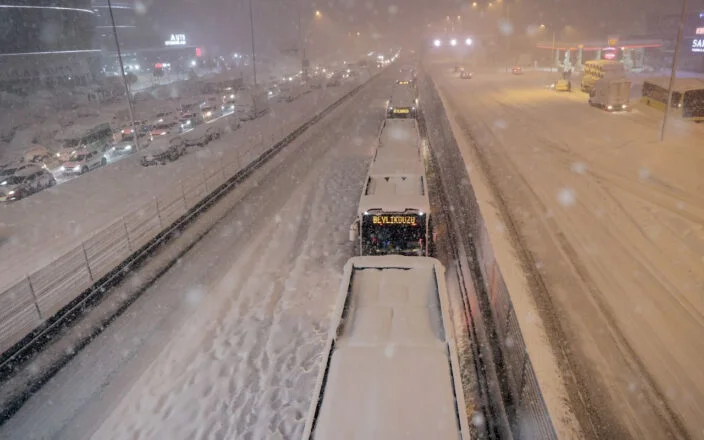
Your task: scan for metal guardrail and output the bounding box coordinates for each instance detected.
[0,76,377,375]
[418,68,558,439]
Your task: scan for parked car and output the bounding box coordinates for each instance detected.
[140,136,186,166]
[108,140,136,156]
[511,66,523,75]
[59,149,107,174]
[23,145,52,164]
[0,167,55,202]
[0,162,43,180]
[460,71,473,79]
[150,121,176,137]
[178,112,204,132]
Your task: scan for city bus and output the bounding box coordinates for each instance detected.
[302,256,471,440]
[386,83,419,118]
[54,122,113,161]
[350,145,432,256]
[641,77,704,121]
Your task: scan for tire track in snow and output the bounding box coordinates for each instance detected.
[89,82,384,440]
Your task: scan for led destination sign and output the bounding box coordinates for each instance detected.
[371,215,419,226]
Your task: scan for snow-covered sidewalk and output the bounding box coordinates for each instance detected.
[430,65,704,437]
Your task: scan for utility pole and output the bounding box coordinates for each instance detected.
[660,0,688,142]
[297,1,308,83]
[551,30,557,72]
[107,0,140,151]
[248,0,258,88]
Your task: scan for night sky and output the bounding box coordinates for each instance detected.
[144,0,704,54]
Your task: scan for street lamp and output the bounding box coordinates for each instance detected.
[315,9,321,18]
[465,38,473,46]
[433,39,442,47]
[450,38,457,46]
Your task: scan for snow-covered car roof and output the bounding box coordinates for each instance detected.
[141,137,181,156]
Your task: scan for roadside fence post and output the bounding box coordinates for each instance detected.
[123,217,133,252]
[180,180,187,210]
[81,242,94,282]
[26,275,42,319]
[155,196,163,228]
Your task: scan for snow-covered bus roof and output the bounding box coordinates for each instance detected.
[358,192,430,216]
[370,146,424,176]
[389,84,416,106]
[643,77,704,92]
[378,118,420,150]
[302,256,470,440]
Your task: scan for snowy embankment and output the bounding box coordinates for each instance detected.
[431,64,704,438]
[0,69,389,440]
[0,81,363,354]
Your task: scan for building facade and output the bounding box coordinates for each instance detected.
[0,0,100,92]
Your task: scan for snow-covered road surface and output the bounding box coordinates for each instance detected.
[0,83,358,294]
[0,70,390,440]
[429,64,704,438]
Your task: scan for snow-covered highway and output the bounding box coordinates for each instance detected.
[427,62,704,438]
[0,70,391,439]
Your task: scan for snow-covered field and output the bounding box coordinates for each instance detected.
[429,63,704,437]
[0,69,391,440]
[0,83,359,295]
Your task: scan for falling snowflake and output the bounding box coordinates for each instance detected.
[472,412,485,428]
[570,162,588,174]
[557,188,576,207]
[638,167,651,181]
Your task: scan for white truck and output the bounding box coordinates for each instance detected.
[235,89,270,120]
[302,256,471,440]
[588,77,631,111]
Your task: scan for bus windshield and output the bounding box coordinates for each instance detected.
[361,213,426,256]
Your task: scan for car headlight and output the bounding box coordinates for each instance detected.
[0,181,6,186]
[73,165,81,171]
[111,146,116,151]
[56,153,60,157]
[59,166,65,171]
[125,145,132,150]
[8,190,14,195]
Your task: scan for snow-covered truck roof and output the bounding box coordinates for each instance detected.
[302,256,470,440]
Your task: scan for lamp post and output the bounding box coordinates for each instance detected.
[660,0,688,142]
[107,0,140,150]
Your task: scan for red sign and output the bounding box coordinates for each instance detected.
[195,47,202,57]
